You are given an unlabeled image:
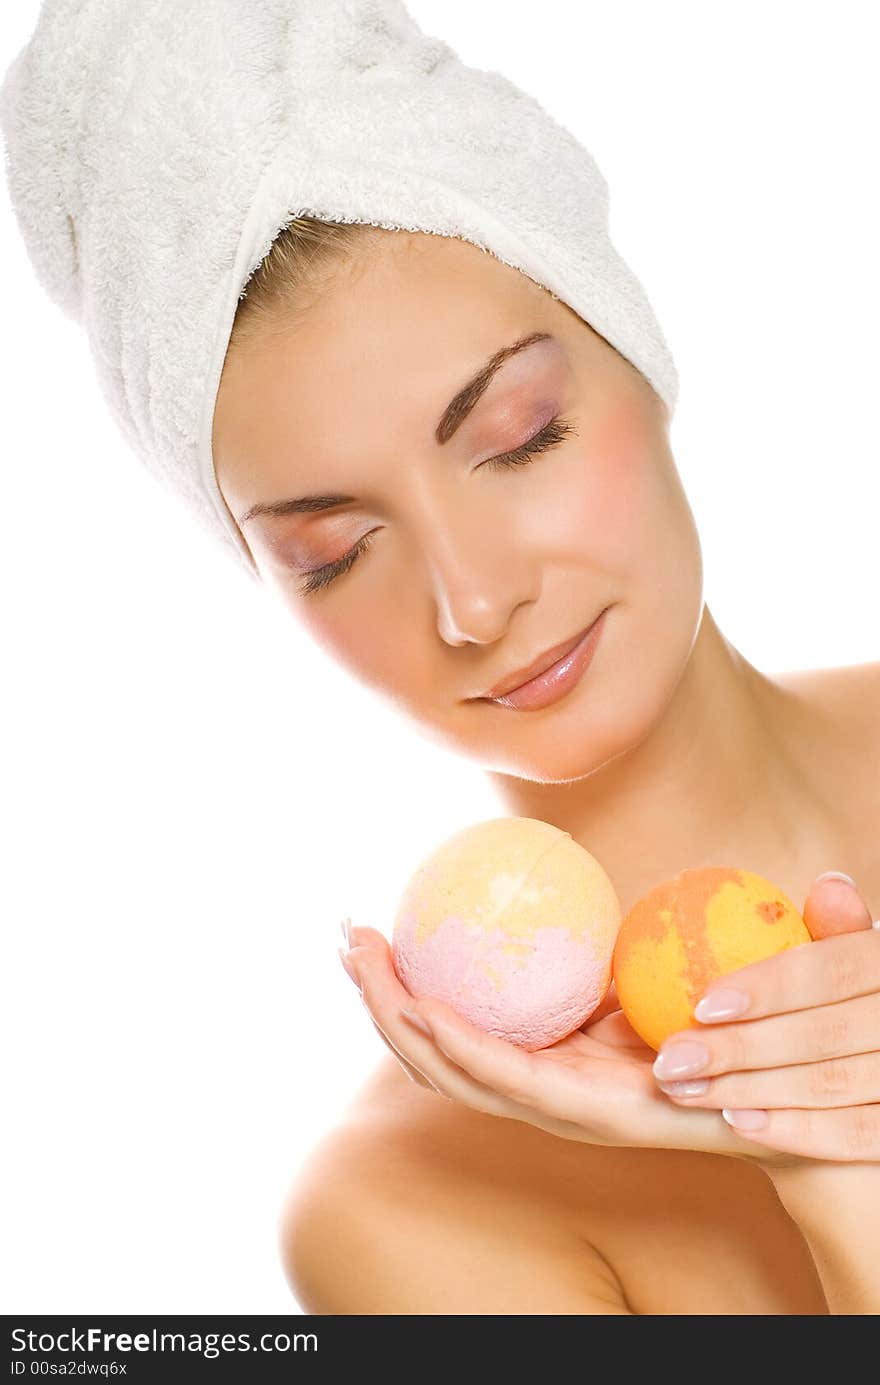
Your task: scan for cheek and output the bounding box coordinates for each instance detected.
[296,606,370,667]
[293,602,413,695]
[551,409,660,567]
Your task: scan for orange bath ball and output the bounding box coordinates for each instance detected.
[612,866,810,1050]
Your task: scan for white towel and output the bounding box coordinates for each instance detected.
[0,0,678,583]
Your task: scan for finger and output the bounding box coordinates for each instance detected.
[349,924,393,951]
[404,992,636,1133]
[346,938,416,1012]
[658,1048,880,1110]
[364,1011,439,1090]
[341,941,453,1092]
[691,919,880,1027]
[717,1102,880,1162]
[352,935,543,1104]
[339,941,435,1089]
[353,943,537,1121]
[658,992,880,1079]
[802,873,876,940]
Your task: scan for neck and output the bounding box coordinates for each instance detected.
[484,604,836,913]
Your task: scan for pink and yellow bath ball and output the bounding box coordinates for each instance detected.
[612,866,811,1051]
[391,817,621,1051]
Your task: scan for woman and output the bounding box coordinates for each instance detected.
[4,0,878,1315]
[213,218,880,1315]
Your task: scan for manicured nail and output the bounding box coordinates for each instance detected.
[694,987,751,1023]
[653,1039,710,1080]
[338,946,361,990]
[722,1108,768,1131]
[817,871,856,887]
[400,1009,433,1038]
[340,917,353,949]
[658,1078,710,1097]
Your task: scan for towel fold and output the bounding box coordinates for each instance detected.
[1,0,678,581]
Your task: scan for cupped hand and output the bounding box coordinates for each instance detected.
[338,922,794,1170]
[649,872,880,1164]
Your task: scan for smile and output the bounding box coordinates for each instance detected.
[476,606,610,711]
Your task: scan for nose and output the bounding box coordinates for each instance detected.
[418,507,540,648]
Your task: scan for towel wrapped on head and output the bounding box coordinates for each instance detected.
[0,0,678,583]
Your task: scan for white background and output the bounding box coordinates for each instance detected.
[1,1,877,1313]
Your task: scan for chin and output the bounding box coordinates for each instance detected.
[449,712,626,784]
[491,744,629,786]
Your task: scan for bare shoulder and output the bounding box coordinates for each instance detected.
[774,656,880,721]
[774,657,880,812]
[278,1061,631,1316]
[772,657,880,907]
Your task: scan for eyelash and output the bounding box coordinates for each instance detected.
[297,413,576,596]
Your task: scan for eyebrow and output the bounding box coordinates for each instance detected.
[236,330,553,525]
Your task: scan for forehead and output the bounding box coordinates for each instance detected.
[213,231,568,488]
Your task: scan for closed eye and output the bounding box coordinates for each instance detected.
[297,413,577,595]
[479,413,575,470]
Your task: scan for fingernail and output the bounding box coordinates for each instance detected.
[873,919,880,931]
[400,1009,433,1038]
[694,986,751,1023]
[817,871,856,887]
[338,946,361,991]
[722,1108,768,1131]
[653,1039,710,1080]
[339,916,353,949]
[658,1078,710,1097]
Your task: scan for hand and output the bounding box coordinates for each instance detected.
[337,920,797,1168]
[652,873,880,1165]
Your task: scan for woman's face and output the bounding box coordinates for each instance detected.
[213,231,703,784]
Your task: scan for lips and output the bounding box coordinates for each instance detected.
[477,615,603,700]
